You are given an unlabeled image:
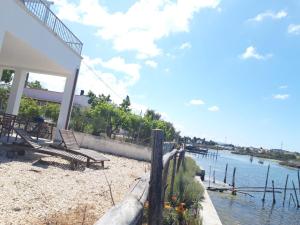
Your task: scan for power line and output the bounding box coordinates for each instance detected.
[81,61,124,101]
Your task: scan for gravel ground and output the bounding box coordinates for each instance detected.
[0,148,149,225]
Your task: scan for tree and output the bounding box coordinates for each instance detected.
[88,91,111,108]
[44,103,60,122]
[1,70,14,83]
[19,98,42,119]
[27,80,46,90]
[119,95,131,112]
[145,109,161,121]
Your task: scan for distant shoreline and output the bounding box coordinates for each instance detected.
[231,151,300,169]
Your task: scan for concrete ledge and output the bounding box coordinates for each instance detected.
[196,177,223,225]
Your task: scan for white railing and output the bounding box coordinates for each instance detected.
[20,0,83,55]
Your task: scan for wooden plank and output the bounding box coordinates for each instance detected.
[148,129,164,225]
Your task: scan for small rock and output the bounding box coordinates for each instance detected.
[13,207,21,212]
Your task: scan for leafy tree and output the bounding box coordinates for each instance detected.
[145,109,161,121]
[44,103,60,122]
[0,87,9,112]
[1,70,14,83]
[119,95,131,112]
[27,80,47,90]
[19,98,42,119]
[88,91,111,108]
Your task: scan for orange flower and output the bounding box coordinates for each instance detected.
[164,202,172,209]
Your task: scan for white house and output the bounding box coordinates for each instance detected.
[0,0,83,139]
[23,88,90,108]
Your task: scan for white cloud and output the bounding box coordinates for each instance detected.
[248,10,287,22]
[288,24,300,35]
[208,106,219,112]
[279,85,288,89]
[240,46,272,60]
[179,42,192,50]
[273,94,289,100]
[53,0,220,58]
[28,73,66,92]
[145,60,158,68]
[189,99,205,105]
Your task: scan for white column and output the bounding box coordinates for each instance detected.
[6,69,27,115]
[55,69,79,140]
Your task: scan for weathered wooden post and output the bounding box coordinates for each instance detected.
[292,181,299,208]
[272,180,276,204]
[148,129,164,225]
[224,163,228,184]
[298,170,300,195]
[213,170,216,184]
[262,164,270,202]
[283,174,289,206]
[231,167,237,195]
[177,151,184,173]
[169,153,177,198]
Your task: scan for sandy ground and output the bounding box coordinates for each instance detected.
[0,147,149,225]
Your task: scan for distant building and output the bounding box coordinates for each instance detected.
[270,149,286,153]
[23,88,90,108]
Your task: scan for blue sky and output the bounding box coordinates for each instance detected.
[29,0,300,151]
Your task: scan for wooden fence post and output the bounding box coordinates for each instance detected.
[162,159,171,203]
[148,129,164,225]
[169,154,177,198]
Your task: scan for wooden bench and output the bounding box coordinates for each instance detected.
[59,129,110,168]
[14,128,86,169]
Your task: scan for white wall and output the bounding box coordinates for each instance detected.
[74,132,152,162]
[0,0,81,76]
[23,88,90,107]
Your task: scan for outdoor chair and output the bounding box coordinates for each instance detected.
[13,128,86,169]
[58,129,110,167]
[0,113,17,142]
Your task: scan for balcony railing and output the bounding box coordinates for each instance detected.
[20,0,83,55]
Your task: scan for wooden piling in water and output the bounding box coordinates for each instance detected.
[232,167,236,195]
[208,165,211,188]
[224,163,228,184]
[292,180,299,208]
[262,164,270,202]
[289,193,296,207]
[283,174,289,206]
[272,180,276,204]
[213,170,216,183]
[298,170,300,195]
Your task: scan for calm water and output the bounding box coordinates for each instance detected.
[191,150,300,225]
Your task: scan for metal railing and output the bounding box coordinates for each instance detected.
[20,0,83,55]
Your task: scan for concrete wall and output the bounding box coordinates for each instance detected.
[196,177,223,225]
[74,132,152,162]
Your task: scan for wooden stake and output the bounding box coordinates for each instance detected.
[262,164,270,202]
[283,174,289,206]
[232,167,236,195]
[224,163,228,184]
[298,170,300,195]
[169,154,177,198]
[272,180,276,204]
[213,170,216,184]
[148,129,164,225]
[209,165,211,188]
[292,180,299,208]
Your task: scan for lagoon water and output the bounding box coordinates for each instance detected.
[192,150,300,225]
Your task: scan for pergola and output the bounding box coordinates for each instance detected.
[0,0,83,140]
